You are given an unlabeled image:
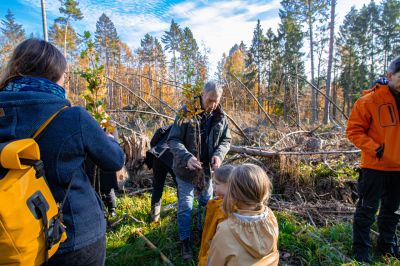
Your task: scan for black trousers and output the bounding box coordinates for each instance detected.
[353,168,400,255]
[101,187,117,211]
[151,157,176,207]
[47,236,106,266]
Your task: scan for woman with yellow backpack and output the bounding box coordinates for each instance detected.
[0,39,124,266]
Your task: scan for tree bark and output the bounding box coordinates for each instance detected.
[63,19,69,58]
[308,0,317,124]
[323,0,336,124]
[295,63,300,128]
[228,145,360,157]
[41,0,48,41]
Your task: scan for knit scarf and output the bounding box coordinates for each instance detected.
[2,76,66,99]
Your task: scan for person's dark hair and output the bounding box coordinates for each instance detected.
[388,56,400,75]
[0,38,67,89]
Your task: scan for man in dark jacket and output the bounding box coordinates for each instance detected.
[167,81,231,261]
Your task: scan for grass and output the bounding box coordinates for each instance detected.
[106,186,200,266]
[106,187,399,266]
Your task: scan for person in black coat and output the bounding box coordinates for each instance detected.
[85,127,120,218]
[145,125,177,222]
[85,159,118,218]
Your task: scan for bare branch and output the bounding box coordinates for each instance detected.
[108,109,174,121]
[229,72,277,130]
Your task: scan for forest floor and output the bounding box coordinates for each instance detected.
[108,123,400,265]
[105,184,400,266]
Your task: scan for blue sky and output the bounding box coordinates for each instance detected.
[2,0,371,75]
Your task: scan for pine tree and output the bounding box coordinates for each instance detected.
[378,0,400,72]
[354,5,370,92]
[179,27,199,85]
[246,20,266,114]
[365,1,381,81]
[216,53,227,85]
[57,0,83,58]
[323,0,336,124]
[49,21,78,57]
[264,28,278,113]
[1,9,25,45]
[94,13,120,108]
[119,41,134,68]
[95,13,120,72]
[278,3,304,124]
[337,7,361,115]
[223,44,247,111]
[283,0,329,123]
[0,9,25,68]
[154,37,167,111]
[139,33,162,96]
[140,33,155,65]
[162,19,182,91]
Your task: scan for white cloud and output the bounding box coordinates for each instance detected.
[16,0,372,76]
[18,0,170,47]
[26,0,283,75]
[168,2,197,18]
[336,0,370,24]
[167,0,282,74]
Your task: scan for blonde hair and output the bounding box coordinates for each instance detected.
[0,38,66,89]
[223,164,272,215]
[213,164,234,183]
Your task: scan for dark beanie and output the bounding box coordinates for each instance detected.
[388,56,400,74]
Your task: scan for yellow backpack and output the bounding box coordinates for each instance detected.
[0,108,68,265]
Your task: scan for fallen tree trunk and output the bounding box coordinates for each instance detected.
[228,145,360,157]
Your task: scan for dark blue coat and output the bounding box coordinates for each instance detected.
[0,91,124,254]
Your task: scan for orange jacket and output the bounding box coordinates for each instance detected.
[198,198,227,266]
[347,84,400,171]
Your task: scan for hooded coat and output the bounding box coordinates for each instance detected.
[207,207,279,266]
[0,80,124,254]
[347,84,400,171]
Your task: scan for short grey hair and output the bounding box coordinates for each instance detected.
[388,56,400,74]
[203,81,223,96]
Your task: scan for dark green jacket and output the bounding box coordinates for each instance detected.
[167,105,231,182]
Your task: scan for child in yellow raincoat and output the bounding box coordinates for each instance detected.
[207,164,279,266]
[198,165,234,266]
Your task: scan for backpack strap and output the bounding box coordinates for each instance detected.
[29,106,68,264]
[31,196,50,262]
[33,106,69,139]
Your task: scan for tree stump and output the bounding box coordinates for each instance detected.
[121,133,150,185]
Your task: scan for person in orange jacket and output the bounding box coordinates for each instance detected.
[346,56,400,262]
[198,165,234,266]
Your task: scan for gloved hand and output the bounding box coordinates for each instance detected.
[376,144,384,160]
